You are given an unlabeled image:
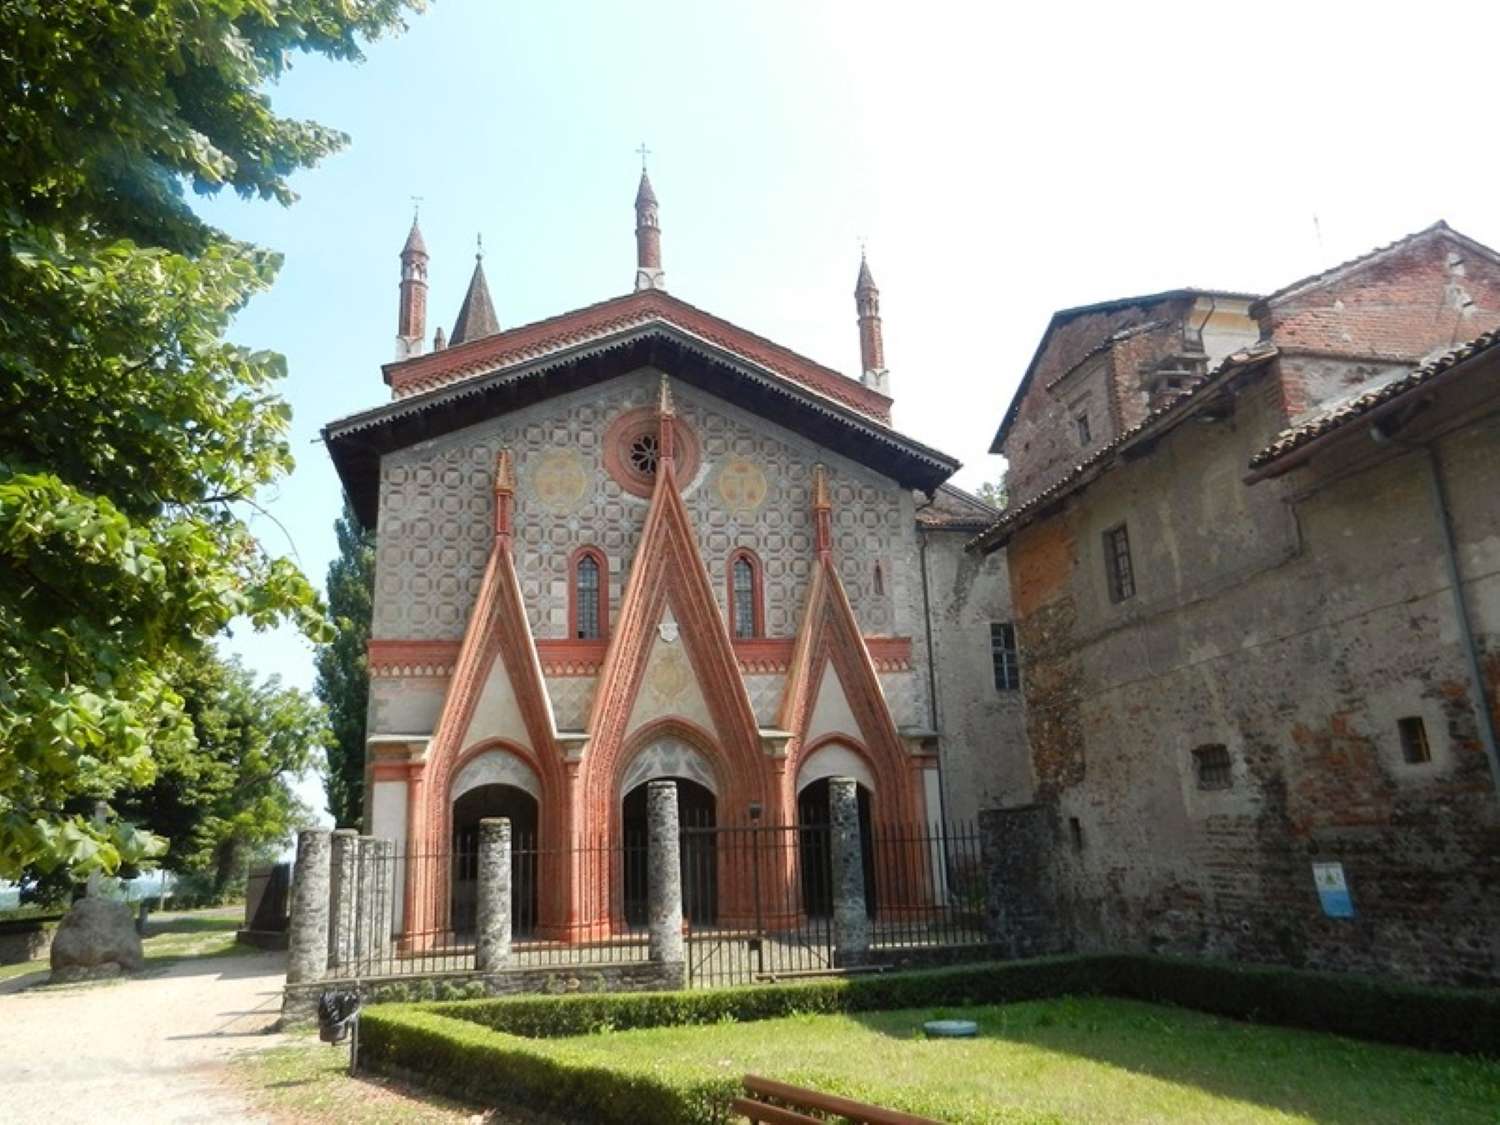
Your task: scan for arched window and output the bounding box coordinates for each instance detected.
[727,549,762,639]
[570,548,607,640]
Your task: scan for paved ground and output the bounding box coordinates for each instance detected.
[0,941,287,1124]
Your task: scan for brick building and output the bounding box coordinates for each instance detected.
[324,172,1022,941]
[975,222,1500,984]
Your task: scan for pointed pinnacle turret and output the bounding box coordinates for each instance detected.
[812,464,833,558]
[493,449,516,494]
[450,237,500,345]
[657,373,677,467]
[396,212,430,360]
[854,251,889,397]
[657,372,675,417]
[402,214,428,257]
[634,155,665,292]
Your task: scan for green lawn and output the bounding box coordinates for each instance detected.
[528,997,1500,1124]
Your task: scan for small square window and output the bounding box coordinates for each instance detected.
[1397,716,1432,764]
[1192,744,1232,790]
[1104,523,1134,602]
[990,623,1020,691]
[1075,413,1092,446]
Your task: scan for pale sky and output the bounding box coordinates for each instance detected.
[197,0,1500,820]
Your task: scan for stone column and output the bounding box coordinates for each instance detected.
[328,829,359,973]
[476,818,513,972]
[647,780,684,964]
[829,777,870,967]
[978,804,1059,958]
[286,829,332,985]
[355,837,394,966]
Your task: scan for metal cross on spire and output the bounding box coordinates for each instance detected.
[476,232,484,260]
[636,142,652,171]
[410,194,423,219]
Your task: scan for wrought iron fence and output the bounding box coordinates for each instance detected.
[321,816,989,986]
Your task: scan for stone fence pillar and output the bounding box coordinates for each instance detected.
[328,829,359,973]
[286,829,331,985]
[647,780,684,964]
[978,804,1060,957]
[830,776,870,966]
[476,818,513,972]
[355,836,395,965]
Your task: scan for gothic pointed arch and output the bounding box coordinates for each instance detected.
[410,452,570,934]
[778,471,920,826]
[581,419,766,831]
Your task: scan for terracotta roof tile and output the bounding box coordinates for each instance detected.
[383,288,892,423]
[1248,328,1500,470]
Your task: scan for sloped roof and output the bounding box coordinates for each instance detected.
[1248,328,1500,474]
[1251,220,1500,312]
[989,288,1258,453]
[383,287,892,423]
[917,483,1000,531]
[450,258,500,345]
[969,344,1278,554]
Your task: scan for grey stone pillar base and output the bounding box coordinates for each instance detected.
[329,829,359,973]
[829,777,870,967]
[647,780,684,963]
[979,804,1062,957]
[476,817,513,972]
[286,829,332,986]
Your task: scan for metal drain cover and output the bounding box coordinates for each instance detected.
[923,1019,978,1038]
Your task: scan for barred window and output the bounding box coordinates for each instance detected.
[990,623,1020,691]
[1104,523,1135,602]
[574,552,602,639]
[1192,744,1232,790]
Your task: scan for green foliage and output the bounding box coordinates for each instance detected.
[115,651,324,896]
[975,479,1007,509]
[1115,954,1500,1058]
[0,0,421,877]
[315,499,374,828]
[425,958,1109,1039]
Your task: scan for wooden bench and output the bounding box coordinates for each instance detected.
[731,1074,944,1124]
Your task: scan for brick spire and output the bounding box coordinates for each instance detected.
[812,464,833,559]
[450,236,500,345]
[396,213,429,360]
[855,251,889,396]
[634,153,665,292]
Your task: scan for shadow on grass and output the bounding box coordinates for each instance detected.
[848,997,1500,1125]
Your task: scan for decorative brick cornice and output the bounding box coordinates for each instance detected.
[371,634,913,679]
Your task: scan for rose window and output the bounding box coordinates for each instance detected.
[629,433,660,476]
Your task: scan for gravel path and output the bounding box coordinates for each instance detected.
[0,944,288,1124]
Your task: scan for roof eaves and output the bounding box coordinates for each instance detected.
[1246,328,1500,475]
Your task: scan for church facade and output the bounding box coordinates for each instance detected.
[324,173,1020,941]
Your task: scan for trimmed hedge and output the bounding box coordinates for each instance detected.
[358,1008,736,1125]
[424,955,1112,1038]
[358,954,1500,1125]
[1114,955,1500,1057]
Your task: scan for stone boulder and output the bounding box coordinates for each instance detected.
[49,897,145,982]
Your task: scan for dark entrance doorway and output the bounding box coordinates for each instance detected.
[451,784,539,935]
[797,777,876,918]
[622,778,717,927]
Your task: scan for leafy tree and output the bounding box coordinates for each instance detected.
[976,480,1008,509]
[316,499,375,828]
[0,0,420,879]
[116,651,324,899]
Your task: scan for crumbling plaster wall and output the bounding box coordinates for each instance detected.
[920,531,1029,823]
[1008,375,1500,985]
